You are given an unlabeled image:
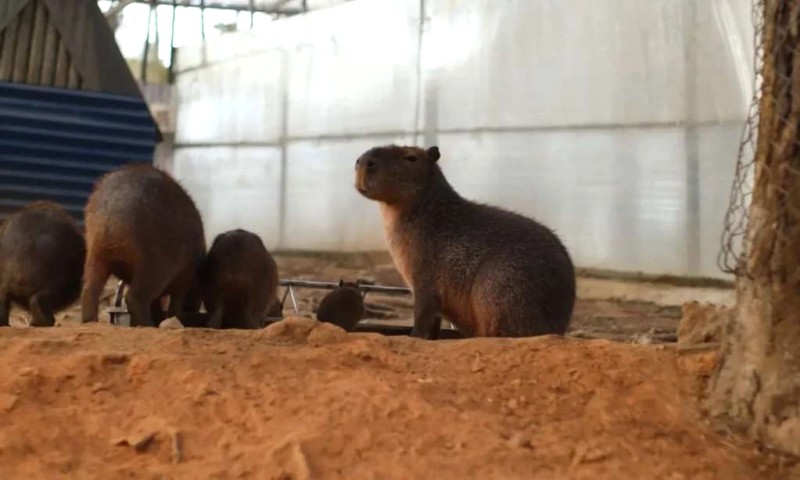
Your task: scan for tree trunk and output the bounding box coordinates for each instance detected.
[709,0,800,456]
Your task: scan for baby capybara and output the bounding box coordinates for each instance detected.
[0,202,85,327]
[316,279,364,332]
[81,164,206,327]
[200,229,280,329]
[354,145,575,339]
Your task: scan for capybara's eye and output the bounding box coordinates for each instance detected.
[405,154,417,162]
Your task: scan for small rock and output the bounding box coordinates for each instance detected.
[91,383,108,394]
[507,432,533,449]
[0,393,19,412]
[470,356,484,373]
[507,398,519,410]
[113,431,157,452]
[631,328,656,345]
[18,367,39,377]
[159,317,184,329]
[571,443,612,465]
[170,428,183,464]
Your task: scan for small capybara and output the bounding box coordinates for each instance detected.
[354,145,576,339]
[315,279,364,332]
[81,164,206,327]
[0,201,85,326]
[200,229,281,329]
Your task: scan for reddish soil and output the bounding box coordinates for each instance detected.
[1,254,797,479]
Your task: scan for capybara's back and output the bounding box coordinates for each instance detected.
[0,201,85,326]
[81,164,206,327]
[201,229,280,329]
[316,280,364,332]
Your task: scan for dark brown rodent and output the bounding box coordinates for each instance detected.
[315,279,364,332]
[81,164,206,327]
[0,201,86,327]
[354,145,576,339]
[200,229,281,329]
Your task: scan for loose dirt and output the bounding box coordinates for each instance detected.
[0,254,796,479]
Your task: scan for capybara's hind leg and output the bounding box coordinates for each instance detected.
[167,268,200,319]
[125,284,157,327]
[150,298,165,325]
[29,291,56,327]
[207,304,224,329]
[0,294,9,327]
[244,309,262,330]
[81,258,110,323]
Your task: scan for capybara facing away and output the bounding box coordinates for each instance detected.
[200,229,281,329]
[354,145,576,339]
[81,164,206,327]
[316,279,364,332]
[0,201,85,326]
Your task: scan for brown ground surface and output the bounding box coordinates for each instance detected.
[1,254,797,479]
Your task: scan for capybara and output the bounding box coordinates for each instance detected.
[200,229,280,329]
[315,279,364,332]
[354,145,576,339]
[81,164,206,327]
[0,201,85,326]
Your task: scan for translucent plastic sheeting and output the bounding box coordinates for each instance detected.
[172,0,754,279]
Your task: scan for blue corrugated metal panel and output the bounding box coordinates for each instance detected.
[0,81,158,223]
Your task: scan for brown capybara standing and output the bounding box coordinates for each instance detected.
[0,202,85,327]
[81,164,206,327]
[200,229,280,329]
[354,145,576,339]
[315,279,364,332]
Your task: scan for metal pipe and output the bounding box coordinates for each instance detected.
[200,0,205,43]
[128,0,302,14]
[278,279,412,295]
[168,0,178,83]
[140,0,155,83]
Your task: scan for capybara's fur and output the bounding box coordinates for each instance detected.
[0,202,86,327]
[315,279,364,332]
[81,164,206,327]
[200,229,280,329]
[354,145,576,339]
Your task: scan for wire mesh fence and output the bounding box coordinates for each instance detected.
[717,0,764,277]
[718,0,800,281]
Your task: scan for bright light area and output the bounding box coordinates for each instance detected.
[97,0,273,67]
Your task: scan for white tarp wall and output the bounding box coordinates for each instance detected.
[172,0,754,279]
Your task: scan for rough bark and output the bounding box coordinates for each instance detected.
[709,0,800,456]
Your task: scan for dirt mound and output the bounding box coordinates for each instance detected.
[0,321,794,479]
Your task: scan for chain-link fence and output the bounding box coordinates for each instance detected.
[718,0,800,280]
[717,0,765,276]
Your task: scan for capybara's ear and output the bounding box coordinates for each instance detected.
[426,146,440,162]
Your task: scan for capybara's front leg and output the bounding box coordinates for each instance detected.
[411,288,442,340]
[0,295,9,327]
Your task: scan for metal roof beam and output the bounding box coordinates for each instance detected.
[125,0,303,15]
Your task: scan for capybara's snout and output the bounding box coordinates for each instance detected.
[354,154,376,195]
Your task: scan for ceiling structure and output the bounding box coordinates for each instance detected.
[103,0,350,17]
